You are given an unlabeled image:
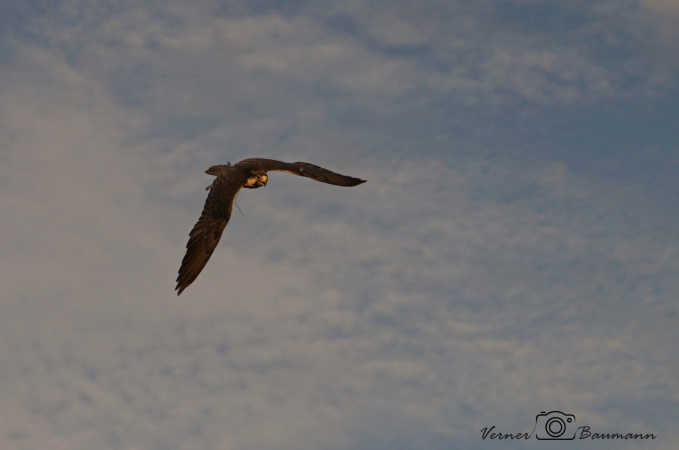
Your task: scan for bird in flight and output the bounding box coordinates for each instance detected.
[175,158,366,295]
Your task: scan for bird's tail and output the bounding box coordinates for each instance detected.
[205,162,231,176]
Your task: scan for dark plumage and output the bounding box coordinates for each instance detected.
[175,158,366,295]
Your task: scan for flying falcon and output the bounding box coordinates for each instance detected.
[175,158,366,295]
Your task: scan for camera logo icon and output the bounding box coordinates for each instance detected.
[535,410,577,440]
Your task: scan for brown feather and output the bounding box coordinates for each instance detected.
[176,159,365,294]
[235,159,366,186]
[175,171,245,295]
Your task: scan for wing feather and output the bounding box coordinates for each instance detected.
[175,174,243,295]
[176,159,364,294]
[235,158,365,186]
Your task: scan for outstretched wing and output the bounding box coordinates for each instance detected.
[236,158,366,186]
[175,174,243,295]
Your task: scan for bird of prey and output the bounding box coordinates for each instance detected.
[175,158,366,295]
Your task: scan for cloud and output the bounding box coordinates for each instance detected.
[1,1,678,450]
[642,0,679,16]
[19,0,675,121]
[640,0,679,43]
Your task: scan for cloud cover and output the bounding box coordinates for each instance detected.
[1,1,678,449]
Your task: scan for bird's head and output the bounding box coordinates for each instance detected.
[243,173,268,189]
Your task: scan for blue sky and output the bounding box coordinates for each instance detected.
[1,1,678,449]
